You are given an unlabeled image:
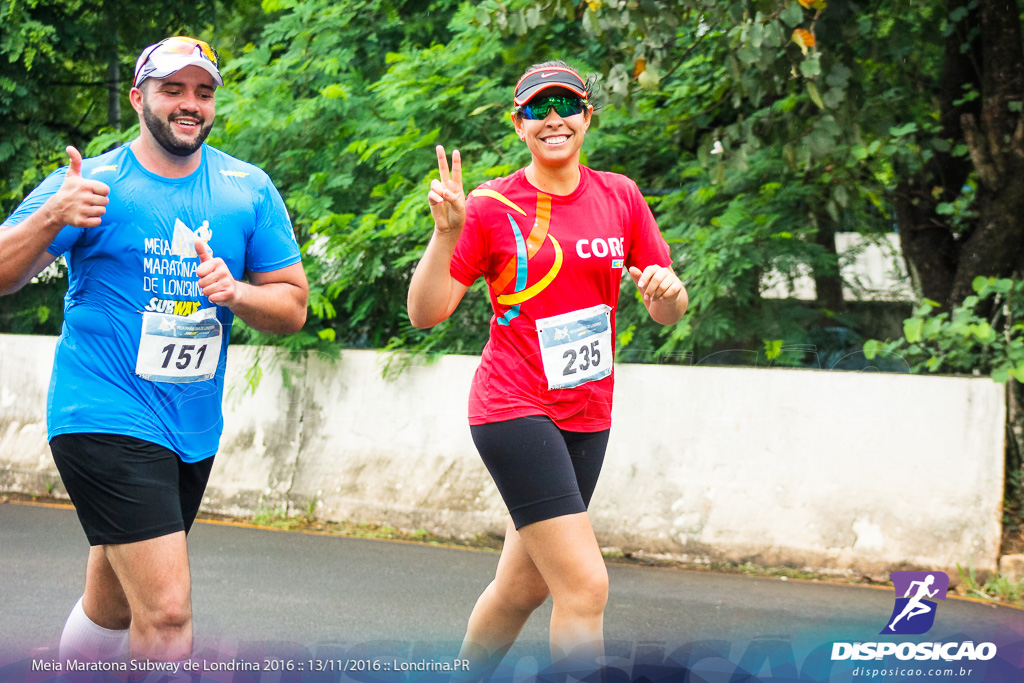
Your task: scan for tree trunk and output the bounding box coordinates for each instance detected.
[811,216,846,313]
[951,0,1024,305]
[895,181,958,303]
[897,0,981,306]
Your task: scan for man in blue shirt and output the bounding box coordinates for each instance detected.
[0,36,308,664]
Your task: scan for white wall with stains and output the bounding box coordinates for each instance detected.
[0,335,1005,576]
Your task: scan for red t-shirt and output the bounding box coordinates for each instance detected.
[450,166,672,431]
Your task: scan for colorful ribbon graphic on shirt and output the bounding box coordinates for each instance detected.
[469,190,563,326]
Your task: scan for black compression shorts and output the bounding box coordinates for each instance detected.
[471,415,609,529]
[50,433,214,546]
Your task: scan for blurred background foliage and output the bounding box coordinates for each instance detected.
[3,0,1024,377]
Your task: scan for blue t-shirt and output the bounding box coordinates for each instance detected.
[2,144,302,461]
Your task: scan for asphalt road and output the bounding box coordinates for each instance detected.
[1,501,1022,681]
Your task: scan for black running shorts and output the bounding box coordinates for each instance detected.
[50,433,214,546]
[470,415,609,529]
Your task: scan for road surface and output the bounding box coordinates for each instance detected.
[1,501,1021,681]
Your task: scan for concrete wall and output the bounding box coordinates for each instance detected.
[0,335,1006,576]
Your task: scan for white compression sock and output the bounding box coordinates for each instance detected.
[58,597,130,662]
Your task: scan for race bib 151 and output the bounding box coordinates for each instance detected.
[135,308,222,383]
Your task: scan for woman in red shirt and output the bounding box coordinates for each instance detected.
[407,61,688,675]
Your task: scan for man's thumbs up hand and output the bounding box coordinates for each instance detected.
[49,146,110,229]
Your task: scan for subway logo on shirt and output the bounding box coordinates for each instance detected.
[144,297,202,316]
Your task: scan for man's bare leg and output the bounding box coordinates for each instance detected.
[102,531,192,661]
[59,546,131,661]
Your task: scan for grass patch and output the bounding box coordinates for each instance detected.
[242,507,503,551]
[604,552,822,582]
[957,558,1024,606]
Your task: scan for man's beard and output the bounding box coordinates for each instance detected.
[143,101,213,157]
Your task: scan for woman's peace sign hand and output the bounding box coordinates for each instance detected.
[428,145,466,235]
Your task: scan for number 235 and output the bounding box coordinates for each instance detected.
[562,340,601,376]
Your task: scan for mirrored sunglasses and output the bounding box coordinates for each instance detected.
[134,36,220,86]
[515,96,587,120]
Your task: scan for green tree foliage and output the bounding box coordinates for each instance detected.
[514,0,1024,343]
[6,0,1024,373]
[209,0,905,365]
[0,0,259,333]
[213,0,605,357]
[212,0,483,355]
[864,277,1024,379]
[0,0,240,210]
[468,1,916,363]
